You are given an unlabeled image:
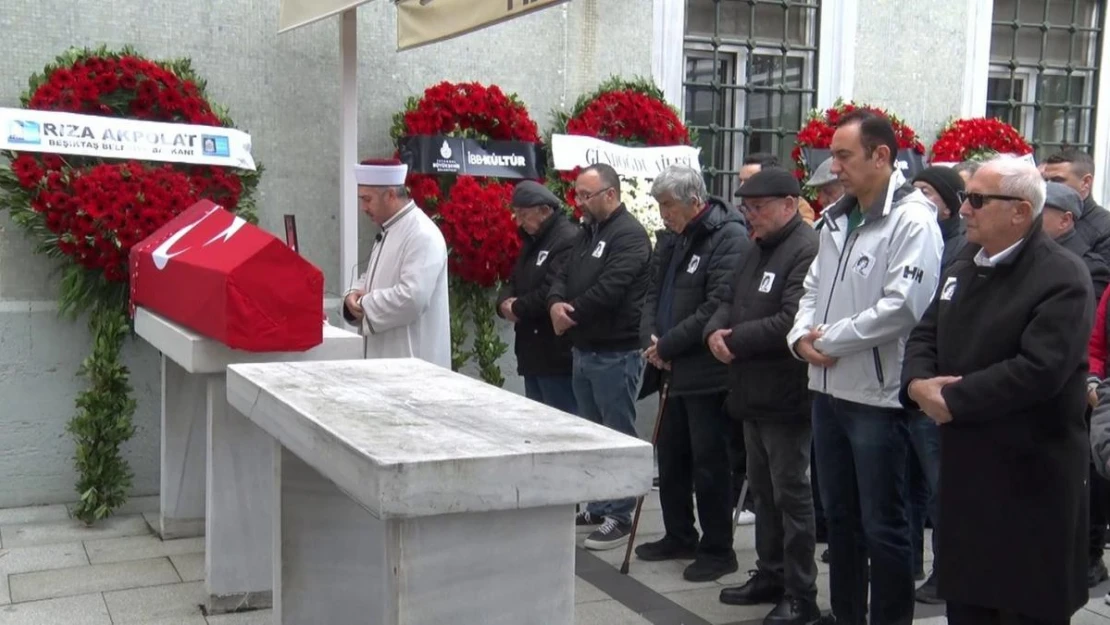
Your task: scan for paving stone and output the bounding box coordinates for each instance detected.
[0,543,88,576]
[67,496,159,519]
[626,557,721,594]
[84,535,203,565]
[170,553,204,582]
[574,599,652,625]
[0,515,151,548]
[0,593,111,625]
[574,577,608,604]
[205,610,272,625]
[9,558,180,603]
[0,575,9,607]
[663,586,768,625]
[0,506,70,527]
[102,581,205,624]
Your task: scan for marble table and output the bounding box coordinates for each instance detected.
[225,358,653,625]
[134,307,363,613]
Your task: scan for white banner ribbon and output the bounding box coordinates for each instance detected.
[0,107,256,171]
[551,133,701,180]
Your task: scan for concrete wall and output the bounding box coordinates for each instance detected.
[0,0,653,507]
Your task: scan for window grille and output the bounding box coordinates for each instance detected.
[987,0,1103,158]
[682,0,821,198]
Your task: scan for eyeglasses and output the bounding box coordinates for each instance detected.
[575,186,612,202]
[958,191,1024,209]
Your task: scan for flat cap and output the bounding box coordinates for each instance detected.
[735,166,802,198]
[511,180,563,210]
[1044,181,1083,220]
[806,157,838,188]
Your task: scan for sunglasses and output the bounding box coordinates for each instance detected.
[957,191,1024,209]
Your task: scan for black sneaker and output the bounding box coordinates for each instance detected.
[820,548,829,563]
[576,510,603,526]
[652,476,660,490]
[584,517,631,551]
[635,536,697,562]
[915,571,943,604]
[719,570,785,605]
[1090,559,1109,588]
[684,554,739,582]
[764,595,821,625]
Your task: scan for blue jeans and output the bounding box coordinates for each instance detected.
[572,348,643,525]
[812,393,914,625]
[905,411,940,573]
[523,375,578,416]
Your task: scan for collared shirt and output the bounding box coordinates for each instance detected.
[973,238,1024,267]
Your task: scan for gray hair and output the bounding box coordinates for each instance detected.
[650,165,707,205]
[985,155,1046,217]
[953,160,980,177]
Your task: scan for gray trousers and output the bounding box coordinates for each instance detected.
[744,419,819,599]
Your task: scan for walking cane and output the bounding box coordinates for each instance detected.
[620,378,671,575]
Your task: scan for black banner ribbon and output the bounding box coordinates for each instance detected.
[398,135,546,180]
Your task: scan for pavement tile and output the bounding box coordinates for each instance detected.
[0,516,151,548]
[574,599,652,625]
[0,593,111,625]
[84,535,203,565]
[9,558,180,603]
[575,577,608,604]
[170,553,204,582]
[0,576,8,607]
[664,585,768,625]
[0,543,88,576]
[102,581,206,624]
[68,496,159,519]
[0,506,70,527]
[626,558,721,594]
[205,610,272,625]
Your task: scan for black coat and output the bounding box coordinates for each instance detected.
[548,204,652,352]
[939,214,968,273]
[640,198,749,397]
[704,214,818,421]
[496,212,580,377]
[1078,195,1110,261]
[900,225,1093,622]
[1055,228,1110,306]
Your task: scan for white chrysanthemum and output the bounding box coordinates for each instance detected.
[621,175,664,246]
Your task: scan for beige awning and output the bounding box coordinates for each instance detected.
[278,0,376,33]
[395,0,569,50]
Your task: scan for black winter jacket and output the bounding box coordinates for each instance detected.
[939,214,968,273]
[704,214,818,421]
[548,204,652,352]
[1055,228,1110,306]
[1078,195,1110,261]
[640,198,749,396]
[496,212,580,376]
[900,225,1093,621]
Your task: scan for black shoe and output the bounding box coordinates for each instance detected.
[584,517,630,551]
[764,595,821,625]
[820,548,829,563]
[812,615,836,624]
[635,536,697,562]
[719,570,784,605]
[652,476,660,490]
[915,571,943,605]
[683,554,739,582]
[1089,559,1109,588]
[576,510,603,526]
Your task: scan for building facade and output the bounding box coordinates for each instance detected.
[0,0,1106,506]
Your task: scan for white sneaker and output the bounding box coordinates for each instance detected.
[1104,591,1109,606]
[736,510,756,526]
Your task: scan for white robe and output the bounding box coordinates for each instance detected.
[343,201,451,369]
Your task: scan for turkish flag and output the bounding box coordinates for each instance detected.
[129,200,325,352]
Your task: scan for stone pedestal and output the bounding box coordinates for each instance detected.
[135,307,363,614]
[226,358,653,625]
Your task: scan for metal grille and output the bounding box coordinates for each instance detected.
[682,0,821,198]
[987,0,1103,158]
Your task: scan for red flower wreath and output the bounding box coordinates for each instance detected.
[0,46,260,293]
[545,76,694,217]
[792,99,924,209]
[930,117,1033,164]
[388,81,540,288]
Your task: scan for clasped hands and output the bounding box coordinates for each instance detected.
[707,328,734,364]
[499,297,519,323]
[549,302,577,335]
[907,376,962,424]
[344,290,366,321]
[643,334,670,370]
[793,327,837,368]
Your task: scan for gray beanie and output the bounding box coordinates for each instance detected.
[512,180,563,210]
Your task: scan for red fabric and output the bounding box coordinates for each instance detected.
[130,200,324,352]
[1089,286,1110,378]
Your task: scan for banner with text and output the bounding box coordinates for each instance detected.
[551,134,702,181]
[398,135,545,179]
[0,107,257,171]
[396,0,569,51]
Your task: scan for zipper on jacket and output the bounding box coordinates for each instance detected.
[871,347,884,385]
[819,229,860,391]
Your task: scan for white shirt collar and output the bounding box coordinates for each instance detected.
[383,201,417,231]
[973,238,1024,267]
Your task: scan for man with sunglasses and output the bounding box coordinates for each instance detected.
[786,110,943,625]
[548,163,652,551]
[902,157,1093,625]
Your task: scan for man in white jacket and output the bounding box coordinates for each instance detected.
[786,110,943,625]
[342,158,451,369]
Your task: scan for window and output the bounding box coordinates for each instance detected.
[987,0,1103,158]
[682,0,820,197]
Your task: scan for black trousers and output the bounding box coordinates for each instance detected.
[812,440,827,541]
[729,419,754,510]
[745,419,819,599]
[1090,461,1109,565]
[947,601,1067,625]
[658,391,735,559]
